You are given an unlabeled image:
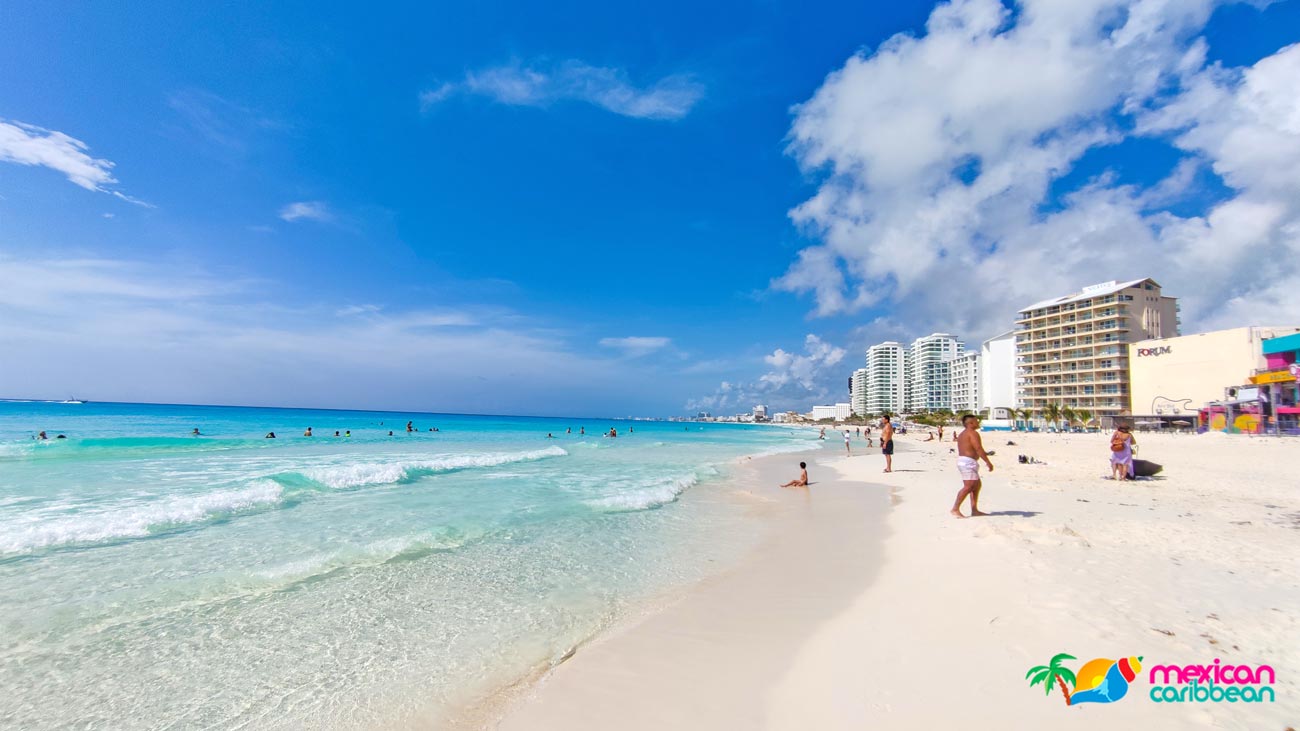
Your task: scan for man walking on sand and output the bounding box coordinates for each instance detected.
[880,415,895,473]
[952,414,994,518]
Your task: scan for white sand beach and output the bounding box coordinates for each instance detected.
[485,431,1300,730]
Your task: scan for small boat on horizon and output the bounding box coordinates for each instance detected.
[61,398,87,404]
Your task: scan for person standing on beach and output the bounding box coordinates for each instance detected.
[844,430,852,455]
[952,414,994,518]
[880,415,895,472]
[1110,425,1136,480]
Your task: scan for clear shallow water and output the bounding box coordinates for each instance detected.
[0,401,819,729]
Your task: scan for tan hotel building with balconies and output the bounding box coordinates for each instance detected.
[1015,278,1179,418]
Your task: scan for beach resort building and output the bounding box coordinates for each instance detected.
[980,330,1018,418]
[810,403,852,421]
[904,333,964,413]
[752,404,768,421]
[1129,326,1300,425]
[1016,278,1179,419]
[850,368,869,418]
[950,351,981,414]
[864,342,907,415]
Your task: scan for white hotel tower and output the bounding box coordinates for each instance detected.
[904,333,964,413]
[864,342,906,415]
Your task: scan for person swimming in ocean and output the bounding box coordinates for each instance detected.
[546,433,555,438]
[192,428,201,436]
[304,427,313,437]
[780,462,809,488]
[406,421,414,433]
[344,430,351,437]
[37,431,47,440]
[265,432,276,438]
[333,431,340,437]
[388,430,394,436]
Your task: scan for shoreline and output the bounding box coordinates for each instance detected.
[480,447,890,730]
[478,431,1300,730]
[428,449,822,729]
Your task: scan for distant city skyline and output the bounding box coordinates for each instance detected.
[3,1,1300,415]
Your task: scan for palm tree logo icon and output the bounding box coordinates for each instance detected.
[1026,653,1077,705]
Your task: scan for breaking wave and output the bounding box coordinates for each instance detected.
[0,481,284,555]
[289,446,568,489]
[586,474,701,513]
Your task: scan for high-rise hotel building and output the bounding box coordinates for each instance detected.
[1015,278,1179,417]
[864,342,907,415]
[850,368,869,418]
[904,333,964,413]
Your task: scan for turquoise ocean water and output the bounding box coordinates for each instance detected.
[0,400,819,728]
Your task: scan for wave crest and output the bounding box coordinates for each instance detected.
[0,481,284,555]
[586,474,700,512]
[292,446,568,489]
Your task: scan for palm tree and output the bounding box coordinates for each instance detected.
[1026,653,1077,705]
[1061,405,1076,429]
[1014,407,1034,430]
[1043,402,1063,430]
[1075,408,1093,430]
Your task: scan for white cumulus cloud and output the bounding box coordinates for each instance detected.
[687,334,846,413]
[777,0,1300,342]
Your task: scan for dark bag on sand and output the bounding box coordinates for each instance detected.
[1133,459,1163,477]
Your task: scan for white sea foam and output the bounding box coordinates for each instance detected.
[295,446,567,489]
[744,441,820,459]
[586,474,700,512]
[250,530,483,584]
[0,481,284,554]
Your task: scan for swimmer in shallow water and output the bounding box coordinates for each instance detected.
[265,432,276,438]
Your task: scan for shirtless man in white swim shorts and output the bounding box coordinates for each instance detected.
[952,414,994,518]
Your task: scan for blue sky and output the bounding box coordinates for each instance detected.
[2,0,1300,416]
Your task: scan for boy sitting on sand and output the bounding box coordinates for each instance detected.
[780,462,809,488]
